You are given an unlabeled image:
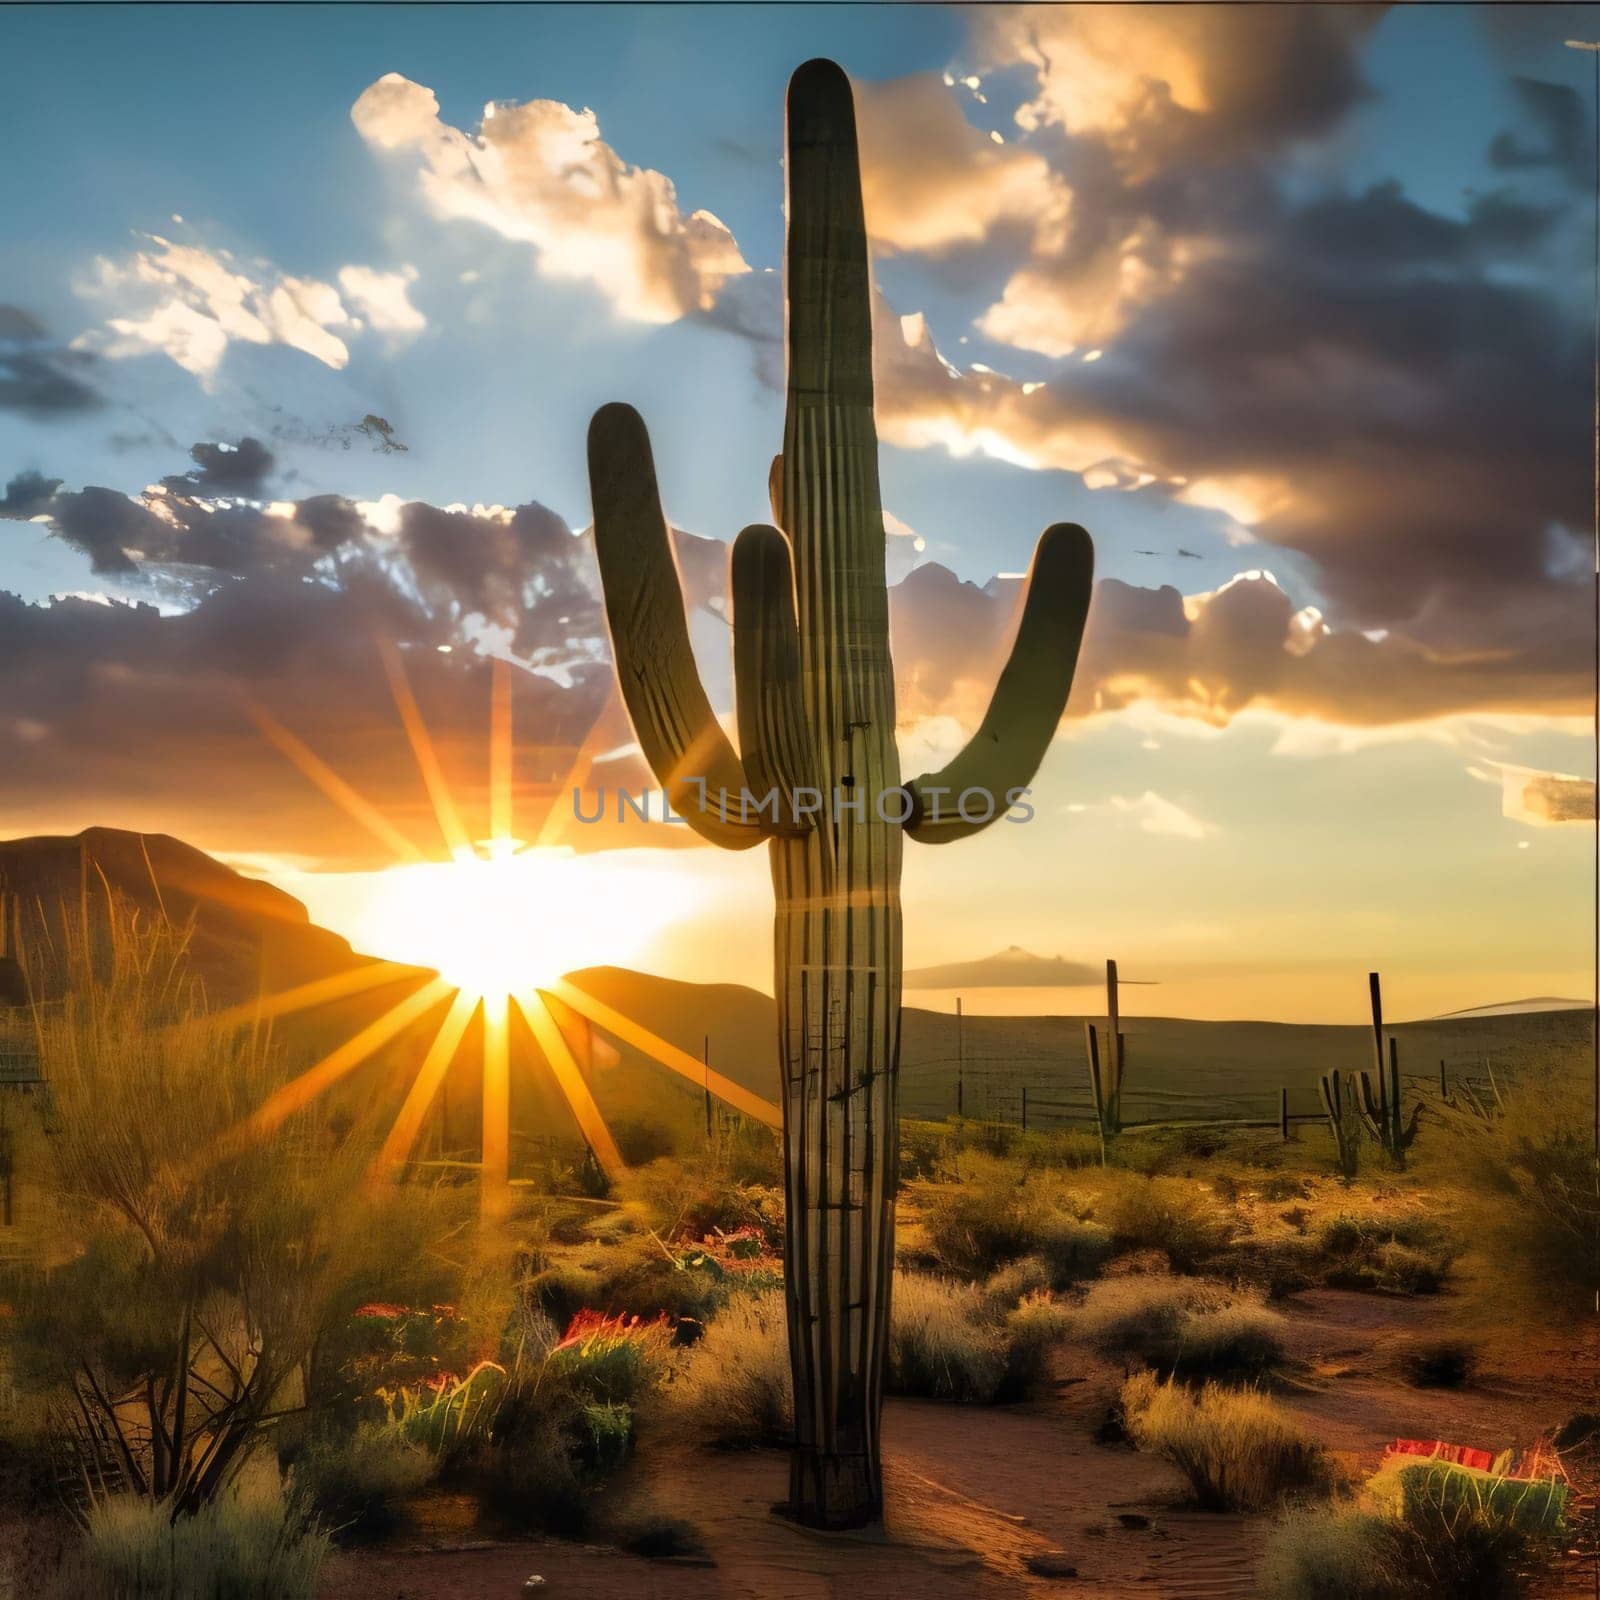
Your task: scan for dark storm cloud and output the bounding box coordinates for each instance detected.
[0,306,102,416]
[1488,78,1590,188]
[178,436,276,494]
[0,578,618,867]
[0,471,61,519]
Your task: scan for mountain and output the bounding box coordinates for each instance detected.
[1430,997,1589,1020]
[905,946,1106,989]
[0,826,373,1002]
[2,830,1588,1141]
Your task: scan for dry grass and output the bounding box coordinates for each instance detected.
[1121,1372,1330,1510]
[891,1270,1071,1403]
[1072,1276,1285,1381]
[653,1290,792,1449]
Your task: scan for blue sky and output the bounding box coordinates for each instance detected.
[1,4,1595,1018]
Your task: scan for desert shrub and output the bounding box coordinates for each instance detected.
[889,1272,1068,1403]
[655,1289,792,1448]
[614,1157,784,1252]
[917,1170,1111,1287]
[51,1474,330,1600]
[288,1424,432,1541]
[1262,1174,1312,1203]
[7,898,464,1516]
[545,1310,670,1407]
[1094,1175,1234,1272]
[982,1254,1052,1307]
[1433,1079,1600,1315]
[1258,1507,1399,1600]
[1072,1277,1285,1381]
[1262,1456,1569,1600]
[472,1411,591,1535]
[1000,1292,1072,1398]
[1399,1336,1477,1389]
[890,1272,1006,1402]
[527,1260,606,1327]
[1316,1214,1453,1294]
[1121,1372,1330,1511]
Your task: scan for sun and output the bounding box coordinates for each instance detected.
[343,842,699,1000]
[224,648,781,1220]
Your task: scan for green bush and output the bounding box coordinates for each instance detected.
[52,1475,330,1600]
[1260,1460,1569,1600]
[1121,1372,1330,1511]
[288,1424,433,1540]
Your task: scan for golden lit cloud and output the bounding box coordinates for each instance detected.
[351,73,749,323]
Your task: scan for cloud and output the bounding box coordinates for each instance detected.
[1106,790,1218,840]
[976,4,1379,172]
[0,306,102,416]
[1475,760,1596,825]
[70,235,424,385]
[889,563,1588,736]
[853,73,1064,254]
[74,235,355,380]
[337,264,427,336]
[350,73,749,323]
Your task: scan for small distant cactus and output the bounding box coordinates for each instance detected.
[1084,960,1126,1140]
[1358,1037,1420,1163]
[1319,1067,1360,1180]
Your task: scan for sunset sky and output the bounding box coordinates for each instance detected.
[1,3,1595,1022]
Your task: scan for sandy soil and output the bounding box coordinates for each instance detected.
[319,1287,1599,1600]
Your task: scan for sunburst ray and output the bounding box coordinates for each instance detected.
[368,987,481,1184]
[517,990,625,1179]
[379,640,473,859]
[228,976,452,1146]
[489,656,513,850]
[248,703,426,864]
[481,991,512,1215]
[206,960,422,1032]
[546,978,782,1129]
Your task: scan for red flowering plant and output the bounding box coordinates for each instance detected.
[546,1309,672,1406]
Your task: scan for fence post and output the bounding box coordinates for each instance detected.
[703,1033,713,1144]
[955,996,964,1119]
[1022,1085,1029,1133]
[1439,1058,1448,1099]
[1368,971,1386,1107]
[1279,1085,1289,1142]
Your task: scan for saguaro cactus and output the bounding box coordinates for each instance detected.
[1358,1037,1420,1162]
[1319,1067,1360,1180]
[586,59,1093,1528]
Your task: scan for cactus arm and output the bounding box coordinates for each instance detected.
[587,402,763,849]
[731,523,815,833]
[768,454,785,529]
[1356,1071,1387,1143]
[903,522,1095,843]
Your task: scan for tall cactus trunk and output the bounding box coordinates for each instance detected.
[586,57,1094,1533]
[772,58,903,1528]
